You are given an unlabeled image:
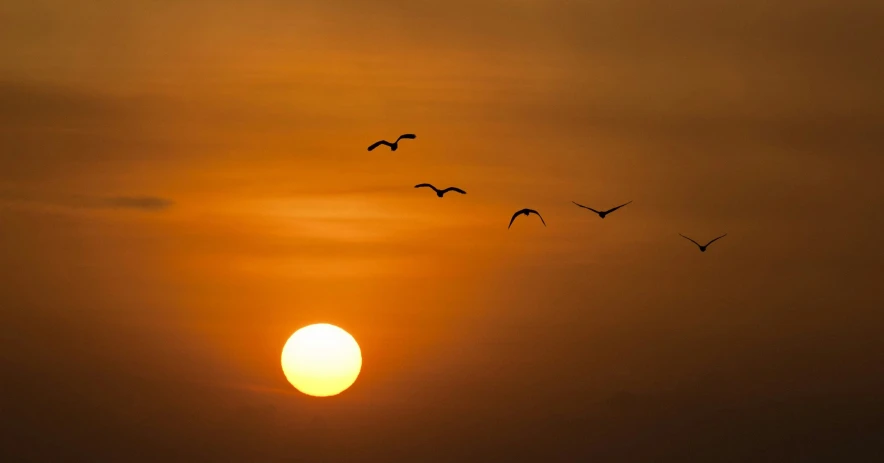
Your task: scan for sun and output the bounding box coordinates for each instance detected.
[281,323,362,397]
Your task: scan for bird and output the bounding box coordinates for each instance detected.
[508,208,546,229]
[367,134,416,151]
[414,184,466,197]
[679,233,727,252]
[572,200,633,219]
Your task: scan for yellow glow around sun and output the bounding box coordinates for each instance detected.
[281,324,362,397]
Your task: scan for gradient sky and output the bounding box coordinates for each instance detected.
[2,1,884,461]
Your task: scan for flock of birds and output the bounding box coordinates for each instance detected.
[368,133,728,253]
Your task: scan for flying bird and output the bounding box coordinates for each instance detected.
[367,133,416,151]
[679,233,727,252]
[572,200,633,219]
[414,184,466,198]
[508,209,546,229]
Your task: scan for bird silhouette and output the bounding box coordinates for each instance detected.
[508,209,546,229]
[367,134,416,151]
[572,200,633,219]
[414,184,466,198]
[679,233,727,252]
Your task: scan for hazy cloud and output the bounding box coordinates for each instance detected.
[98,196,174,211]
[0,191,174,212]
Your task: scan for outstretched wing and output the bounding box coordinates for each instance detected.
[441,187,466,195]
[396,133,417,142]
[368,140,392,151]
[603,200,633,214]
[508,210,522,229]
[572,201,600,214]
[414,183,435,190]
[528,209,547,226]
[679,233,702,248]
[705,233,728,247]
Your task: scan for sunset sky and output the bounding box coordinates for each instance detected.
[2,1,884,461]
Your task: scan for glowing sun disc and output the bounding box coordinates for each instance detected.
[281,324,362,397]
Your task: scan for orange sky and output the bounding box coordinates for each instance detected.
[2,1,884,461]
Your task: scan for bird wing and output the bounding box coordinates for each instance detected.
[679,233,702,248]
[508,210,522,229]
[368,140,392,151]
[705,234,728,247]
[572,201,600,214]
[528,209,547,226]
[441,187,466,195]
[396,133,417,142]
[414,183,434,189]
[603,200,633,214]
